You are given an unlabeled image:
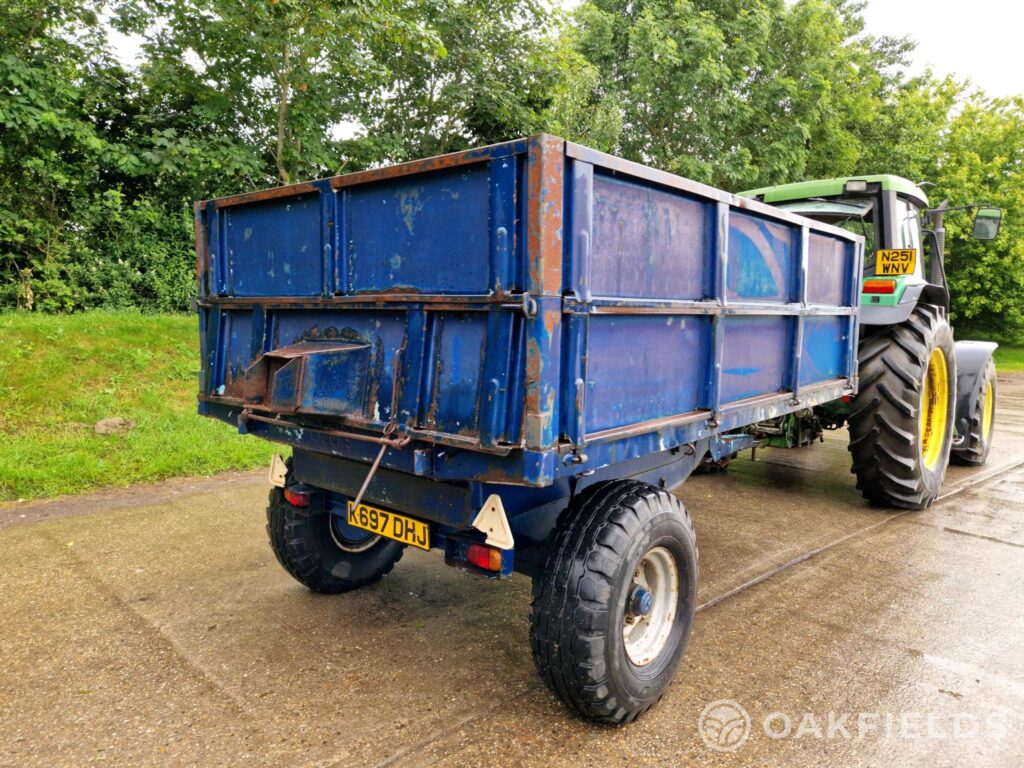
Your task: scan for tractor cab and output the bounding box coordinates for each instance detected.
[741,175,934,326]
[741,174,1004,500]
[741,175,1001,327]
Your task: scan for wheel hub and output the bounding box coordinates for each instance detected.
[629,586,654,617]
[623,546,679,666]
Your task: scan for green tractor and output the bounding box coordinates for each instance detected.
[740,176,1003,508]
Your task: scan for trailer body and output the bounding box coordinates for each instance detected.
[195,135,862,572]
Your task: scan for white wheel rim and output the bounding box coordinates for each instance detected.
[329,516,380,553]
[623,546,679,666]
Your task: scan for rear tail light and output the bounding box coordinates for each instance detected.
[863,279,896,294]
[467,543,502,572]
[284,488,310,508]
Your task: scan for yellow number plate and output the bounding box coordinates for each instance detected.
[876,249,916,276]
[347,501,430,550]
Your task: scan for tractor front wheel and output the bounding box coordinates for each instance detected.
[848,306,956,509]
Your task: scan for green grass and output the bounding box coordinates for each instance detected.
[994,345,1024,372]
[0,311,276,501]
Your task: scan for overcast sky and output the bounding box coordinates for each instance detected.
[860,0,1020,97]
[108,0,1020,98]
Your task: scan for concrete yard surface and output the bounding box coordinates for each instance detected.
[2,375,1024,767]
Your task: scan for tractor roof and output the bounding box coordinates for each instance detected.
[740,175,929,208]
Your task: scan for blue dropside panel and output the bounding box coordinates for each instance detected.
[727,211,796,303]
[424,312,488,436]
[585,314,708,433]
[589,173,711,301]
[224,194,323,297]
[347,165,492,294]
[222,309,254,397]
[800,316,849,386]
[720,316,790,403]
[807,233,852,306]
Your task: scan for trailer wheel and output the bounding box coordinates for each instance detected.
[266,487,404,594]
[848,305,956,509]
[951,361,997,466]
[529,481,697,724]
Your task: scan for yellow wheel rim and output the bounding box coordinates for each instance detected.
[982,380,995,443]
[920,348,949,470]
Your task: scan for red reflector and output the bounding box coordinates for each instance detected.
[863,279,896,295]
[842,395,853,403]
[283,488,309,508]
[467,544,502,571]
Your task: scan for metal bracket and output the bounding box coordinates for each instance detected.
[472,494,515,550]
[239,409,411,449]
[501,292,538,319]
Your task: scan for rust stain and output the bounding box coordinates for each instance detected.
[526,135,565,297]
[543,304,557,336]
[365,337,384,421]
[213,182,321,209]
[201,138,523,211]
[193,202,207,294]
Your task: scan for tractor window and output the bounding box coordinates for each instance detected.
[838,218,875,254]
[895,199,922,252]
[777,198,876,253]
[778,199,876,266]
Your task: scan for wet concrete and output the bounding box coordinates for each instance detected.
[2,375,1023,767]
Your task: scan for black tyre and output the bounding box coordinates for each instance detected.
[848,305,956,509]
[529,480,698,724]
[267,487,404,594]
[951,360,997,466]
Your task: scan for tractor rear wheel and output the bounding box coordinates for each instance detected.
[951,360,997,466]
[848,305,956,509]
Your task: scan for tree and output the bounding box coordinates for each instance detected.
[1,0,122,310]
[343,0,574,166]
[566,0,913,189]
[932,95,1024,340]
[118,0,442,186]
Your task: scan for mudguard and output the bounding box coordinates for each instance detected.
[953,340,998,442]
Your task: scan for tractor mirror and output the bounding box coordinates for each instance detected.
[972,207,1002,240]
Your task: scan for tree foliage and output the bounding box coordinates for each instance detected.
[1,0,1022,341]
[933,96,1024,339]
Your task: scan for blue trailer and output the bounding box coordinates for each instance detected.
[195,135,862,723]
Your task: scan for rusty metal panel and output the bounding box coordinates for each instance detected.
[522,135,565,450]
